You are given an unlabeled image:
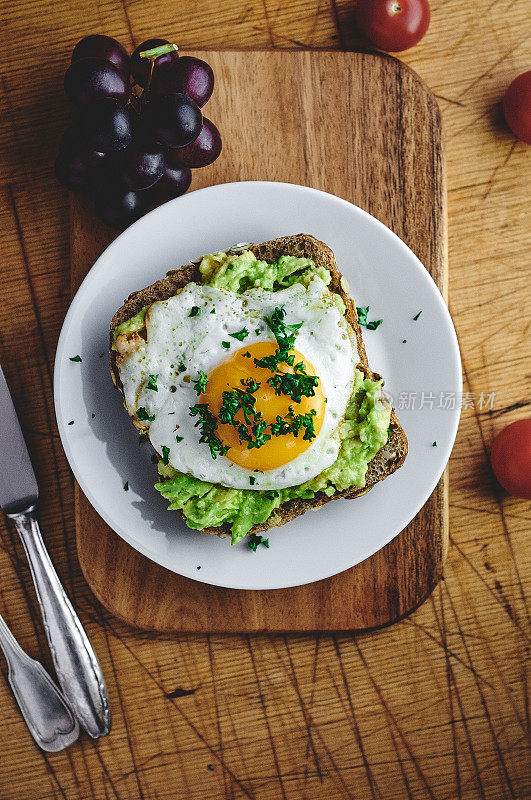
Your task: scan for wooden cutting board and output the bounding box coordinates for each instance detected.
[70,50,447,632]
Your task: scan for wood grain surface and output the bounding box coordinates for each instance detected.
[72,49,447,633]
[0,1,529,798]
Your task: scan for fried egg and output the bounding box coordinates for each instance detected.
[116,275,359,490]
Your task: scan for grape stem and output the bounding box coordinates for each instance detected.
[139,43,178,59]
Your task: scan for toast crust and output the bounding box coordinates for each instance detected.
[110,234,408,537]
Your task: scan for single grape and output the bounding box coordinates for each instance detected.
[71,35,130,75]
[148,92,202,148]
[167,118,221,168]
[151,56,214,107]
[55,148,106,192]
[95,186,145,228]
[148,165,192,202]
[115,142,166,190]
[78,99,132,152]
[64,58,130,106]
[58,125,85,153]
[130,38,178,87]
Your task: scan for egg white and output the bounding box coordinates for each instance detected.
[117,275,359,490]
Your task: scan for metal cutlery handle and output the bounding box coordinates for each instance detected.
[0,612,79,751]
[7,506,110,738]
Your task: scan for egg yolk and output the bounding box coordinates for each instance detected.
[201,342,325,471]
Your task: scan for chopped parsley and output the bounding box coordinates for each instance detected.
[192,370,208,395]
[254,328,261,336]
[268,370,319,404]
[356,306,383,330]
[221,341,230,348]
[175,434,184,443]
[69,355,82,362]
[137,407,155,422]
[162,445,170,465]
[217,380,273,450]
[68,420,74,425]
[254,350,294,371]
[210,307,216,314]
[270,407,317,441]
[402,339,407,343]
[189,306,201,317]
[123,481,129,491]
[242,351,251,358]
[248,533,269,551]
[229,327,249,341]
[249,476,256,485]
[218,383,271,450]
[413,311,422,321]
[189,403,230,459]
[237,417,271,449]
[147,374,158,391]
[91,413,96,419]
[432,441,437,447]
[265,306,302,352]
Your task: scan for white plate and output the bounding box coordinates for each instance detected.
[54,181,461,590]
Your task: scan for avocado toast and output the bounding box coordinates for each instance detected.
[110,234,408,543]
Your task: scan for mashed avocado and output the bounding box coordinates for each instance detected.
[119,250,391,544]
[200,250,331,292]
[112,306,148,349]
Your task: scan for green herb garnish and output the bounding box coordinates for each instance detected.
[147,374,158,391]
[137,407,155,422]
[413,311,422,320]
[229,327,249,341]
[249,476,256,485]
[210,307,216,314]
[218,383,272,450]
[175,435,184,443]
[123,481,129,491]
[268,370,319,404]
[69,355,82,362]
[270,407,317,441]
[356,306,382,330]
[162,445,170,465]
[189,305,201,317]
[189,403,230,459]
[242,351,251,358]
[68,420,74,425]
[432,441,437,447]
[254,350,294,371]
[221,341,230,348]
[248,533,269,551]
[265,306,302,352]
[192,370,208,395]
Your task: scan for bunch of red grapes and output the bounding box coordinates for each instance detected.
[56,35,221,228]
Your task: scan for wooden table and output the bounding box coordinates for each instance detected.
[0,1,529,798]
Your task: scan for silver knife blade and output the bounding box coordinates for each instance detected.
[0,364,39,514]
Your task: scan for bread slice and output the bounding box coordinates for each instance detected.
[110,234,408,536]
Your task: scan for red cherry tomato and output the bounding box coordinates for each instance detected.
[503,71,531,144]
[355,0,430,52]
[490,419,531,500]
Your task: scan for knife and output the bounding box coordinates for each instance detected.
[0,364,110,738]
